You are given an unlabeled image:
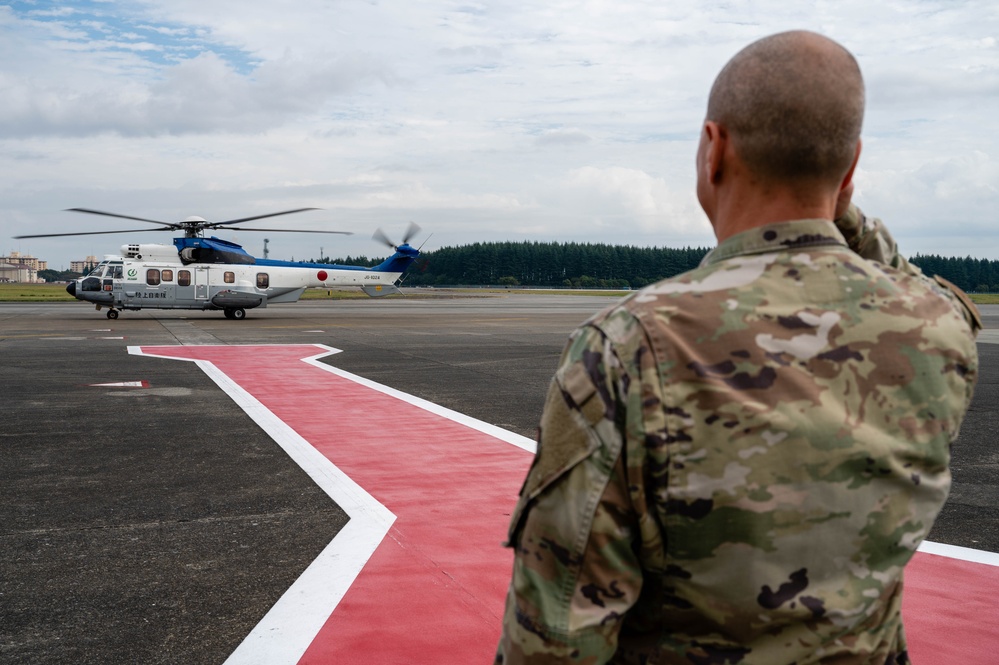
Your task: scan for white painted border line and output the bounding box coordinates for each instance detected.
[301,349,538,454]
[918,540,999,567]
[128,345,396,665]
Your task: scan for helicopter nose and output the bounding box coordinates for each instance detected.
[66,281,76,296]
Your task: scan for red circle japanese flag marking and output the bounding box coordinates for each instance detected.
[317,270,328,281]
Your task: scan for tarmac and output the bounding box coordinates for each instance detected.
[1,295,997,664]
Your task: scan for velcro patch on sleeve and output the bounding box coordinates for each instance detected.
[521,372,602,502]
[933,274,983,334]
[561,361,607,426]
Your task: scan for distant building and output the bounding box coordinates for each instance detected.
[0,251,47,271]
[71,256,99,274]
[0,262,38,283]
[0,252,45,283]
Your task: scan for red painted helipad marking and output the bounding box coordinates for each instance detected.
[128,344,999,664]
[904,544,999,663]
[130,344,533,665]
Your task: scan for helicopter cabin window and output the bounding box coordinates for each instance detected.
[178,270,191,287]
[146,269,160,286]
[224,272,235,284]
[112,266,124,279]
[256,273,269,289]
[161,269,174,282]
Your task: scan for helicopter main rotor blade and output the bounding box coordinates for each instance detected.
[211,225,353,235]
[66,208,177,228]
[19,207,347,240]
[215,208,322,226]
[14,227,175,239]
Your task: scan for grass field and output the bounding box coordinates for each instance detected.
[3,282,998,305]
[0,283,77,301]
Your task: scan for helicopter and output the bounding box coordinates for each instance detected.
[14,208,423,320]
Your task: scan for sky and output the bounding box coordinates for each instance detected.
[1,0,997,270]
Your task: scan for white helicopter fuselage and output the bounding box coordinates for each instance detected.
[69,241,410,319]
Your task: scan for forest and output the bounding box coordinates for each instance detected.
[908,255,999,293]
[317,242,999,292]
[322,241,710,289]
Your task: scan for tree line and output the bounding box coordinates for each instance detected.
[320,241,712,288]
[908,255,999,293]
[316,244,999,292]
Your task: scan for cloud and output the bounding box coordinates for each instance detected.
[0,4,398,137]
[2,1,998,271]
[857,149,999,250]
[564,165,707,237]
[535,128,591,146]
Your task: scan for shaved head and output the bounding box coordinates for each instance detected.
[707,31,864,186]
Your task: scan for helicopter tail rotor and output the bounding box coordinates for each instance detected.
[372,227,396,250]
[373,222,422,251]
[402,221,421,245]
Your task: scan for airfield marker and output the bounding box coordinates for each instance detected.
[129,344,999,665]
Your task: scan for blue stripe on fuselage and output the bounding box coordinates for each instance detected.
[254,259,375,272]
[255,246,418,274]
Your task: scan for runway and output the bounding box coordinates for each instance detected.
[2,296,997,663]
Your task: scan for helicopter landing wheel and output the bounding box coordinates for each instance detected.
[232,308,246,320]
[223,308,235,319]
[107,309,119,320]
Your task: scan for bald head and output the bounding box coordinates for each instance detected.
[707,31,864,186]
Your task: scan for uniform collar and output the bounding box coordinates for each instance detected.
[701,218,849,267]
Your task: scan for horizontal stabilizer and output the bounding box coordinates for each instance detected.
[361,284,402,298]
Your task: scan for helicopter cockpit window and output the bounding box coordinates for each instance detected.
[89,263,107,277]
[224,272,235,284]
[161,269,174,282]
[256,273,269,289]
[178,270,191,287]
[146,269,160,286]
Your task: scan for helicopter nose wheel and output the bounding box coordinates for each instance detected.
[106,309,119,320]
[224,308,246,320]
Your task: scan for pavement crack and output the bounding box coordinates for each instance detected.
[155,318,225,345]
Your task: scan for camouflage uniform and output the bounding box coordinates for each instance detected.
[496,209,980,664]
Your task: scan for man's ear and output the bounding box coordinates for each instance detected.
[839,138,862,191]
[704,121,726,184]
[834,139,862,220]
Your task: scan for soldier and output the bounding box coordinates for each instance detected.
[496,30,980,664]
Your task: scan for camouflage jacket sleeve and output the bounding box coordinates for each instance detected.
[835,203,982,334]
[833,203,913,272]
[495,321,645,664]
